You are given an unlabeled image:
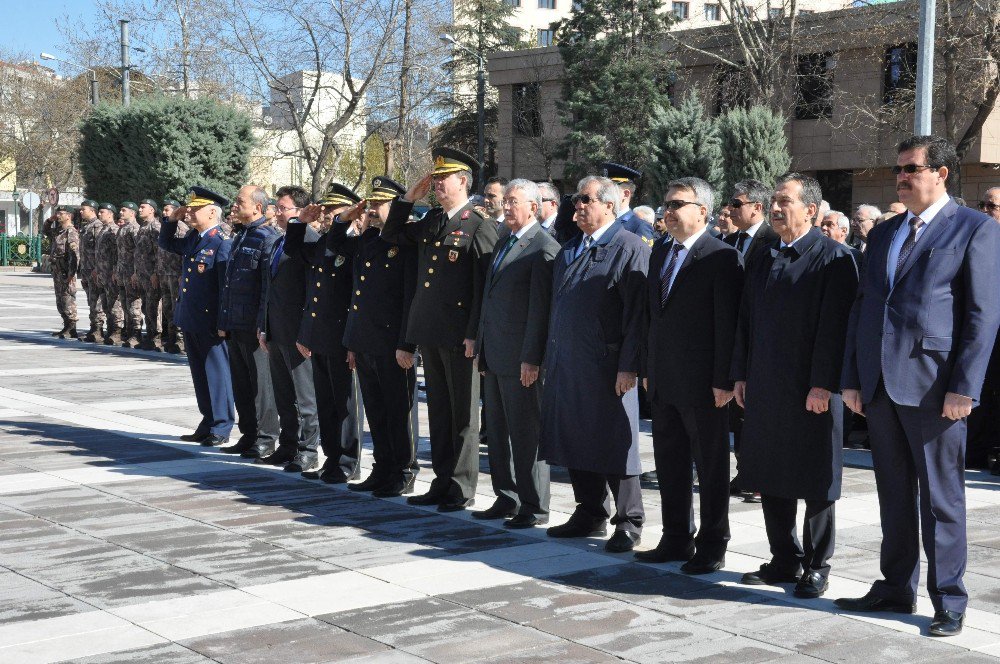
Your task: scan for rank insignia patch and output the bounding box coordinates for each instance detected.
[197,263,206,273]
[334,255,346,267]
[448,250,459,262]
[387,247,398,258]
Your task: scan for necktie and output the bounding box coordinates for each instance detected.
[270,237,285,277]
[660,242,684,307]
[736,231,749,253]
[577,235,593,260]
[894,216,923,281]
[492,234,518,274]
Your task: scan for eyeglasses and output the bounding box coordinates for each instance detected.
[729,199,753,208]
[891,164,936,175]
[275,205,299,212]
[662,200,699,211]
[502,198,525,207]
[979,201,1000,212]
[571,193,604,205]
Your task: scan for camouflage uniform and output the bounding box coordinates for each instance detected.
[133,218,162,350]
[116,219,143,345]
[96,223,124,343]
[79,218,106,340]
[49,223,81,335]
[157,219,188,353]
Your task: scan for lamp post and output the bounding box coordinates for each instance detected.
[914,0,935,134]
[11,190,19,236]
[120,20,131,106]
[440,33,485,193]
[39,53,99,106]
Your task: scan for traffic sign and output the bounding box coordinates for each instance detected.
[20,192,40,210]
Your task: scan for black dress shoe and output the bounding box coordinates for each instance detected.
[793,571,829,598]
[180,431,210,442]
[681,557,725,575]
[220,437,255,454]
[349,473,389,492]
[284,461,304,473]
[547,520,608,539]
[833,593,916,614]
[200,434,228,447]
[928,610,964,637]
[256,447,296,466]
[605,530,640,553]
[505,513,548,529]
[320,467,349,484]
[640,470,658,483]
[240,447,262,459]
[741,563,801,586]
[471,502,517,520]
[406,491,445,506]
[634,545,694,564]
[372,476,415,498]
[438,498,474,512]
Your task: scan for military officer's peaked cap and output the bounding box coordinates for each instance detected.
[185,186,230,209]
[163,199,181,209]
[140,198,159,211]
[318,183,360,208]
[80,199,98,210]
[432,147,479,177]
[120,201,139,211]
[368,176,406,202]
[601,162,642,184]
[98,202,116,212]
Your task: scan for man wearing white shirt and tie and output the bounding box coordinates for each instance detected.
[724,179,779,268]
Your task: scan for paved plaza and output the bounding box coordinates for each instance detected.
[1,270,1000,663]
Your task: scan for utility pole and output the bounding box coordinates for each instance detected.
[89,70,99,106]
[120,20,131,106]
[914,0,935,134]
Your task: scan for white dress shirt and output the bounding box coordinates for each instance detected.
[886,193,950,286]
[660,225,708,292]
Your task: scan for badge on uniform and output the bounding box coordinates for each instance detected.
[197,263,206,273]
[448,250,459,262]
[334,255,346,267]
[387,247,398,258]
[461,210,471,220]
[645,237,655,247]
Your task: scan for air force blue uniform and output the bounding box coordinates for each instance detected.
[159,220,235,438]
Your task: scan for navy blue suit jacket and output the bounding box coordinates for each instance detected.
[843,199,1000,407]
[158,222,231,333]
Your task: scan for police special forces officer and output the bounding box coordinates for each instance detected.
[78,200,105,342]
[46,206,81,339]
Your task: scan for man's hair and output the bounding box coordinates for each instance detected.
[618,180,637,196]
[454,169,474,194]
[732,179,771,209]
[246,185,269,212]
[776,172,823,210]
[897,135,957,172]
[825,211,849,231]
[505,179,541,211]
[633,206,655,224]
[537,182,559,203]
[275,185,310,209]
[667,177,714,212]
[485,176,508,189]
[208,205,223,221]
[577,175,620,211]
[855,204,881,220]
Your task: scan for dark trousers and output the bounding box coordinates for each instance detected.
[355,351,419,482]
[567,468,644,535]
[483,372,549,516]
[867,382,968,612]
[760,495,835,577]
[227,331,278,452]
[267,341,320,454]
[141,286,161,341]
[421,344,480,501]
[185,330,234,438]
[651,400,730,559]
[312,347,364,476]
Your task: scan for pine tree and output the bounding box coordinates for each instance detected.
[645,90,724,201]
[556,0,675,182]
[717,105,791,197]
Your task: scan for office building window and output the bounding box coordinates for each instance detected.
[704,3,721,20]
[538,0,555,8]
[884,42,917,104]
[672,1,690,19]
[513,83,542,137]
[537,29,555,47]
[768,7,784,19]
[795,52,834,120]
[503,0,521,6]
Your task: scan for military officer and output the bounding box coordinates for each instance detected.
[47,206,81,339]
[381,147,499,512]
[332,177,420,497]
[134,199,163,351]
[158,187,235,446]
[285,183,365,481]
[603,162,657,246]
[96,203,125,345]
[116,202,143,347]
[157,199,186,354]
[77,200,105,342]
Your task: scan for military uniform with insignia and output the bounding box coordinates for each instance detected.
[134,199,163,351]
[115,202,144,346]
[381,148,499,509]
[95,203,125,345]
[77,200,105,342]
[603,162,657,247]
[47,206,81,338]
[158,187,235,445]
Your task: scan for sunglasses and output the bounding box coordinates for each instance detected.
[662,200,699,211]
[571,193,604,205]
[729,199,754,208]
[891,163,936,175]
[979,201,1000,212]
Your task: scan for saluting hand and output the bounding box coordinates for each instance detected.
[339,200,368,225]
[403,174,433,203]
[734,381,747,409]
[299,204,323,225]
[615,371,637,396]
[843,388,863,416]
[396,349,414,370]
[171,206,188,222]
[805,387,831,414]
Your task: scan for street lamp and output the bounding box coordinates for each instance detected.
[440,33,486,193]
[40,53,99,106]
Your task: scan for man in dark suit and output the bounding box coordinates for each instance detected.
[158,187,235,447]
[603,162,657,247]
[474,179,559,528]
[256,185,321,470]
[836,136,1000,636]
[541,175,650,553]
[732,173,858,600]
[537,182,560,238]
[637,177,743,573]
[381,148,498,512]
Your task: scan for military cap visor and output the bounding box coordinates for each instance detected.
[55,205,72,213]
[601,162,642,184]
[186,186,230,209]
[120,202,139,212]
[432,147,479,177]
[163,199,181,208]
[319,183,360,208]
[80,199,98,210]
[98,202,116,212]
[368,176,406,202]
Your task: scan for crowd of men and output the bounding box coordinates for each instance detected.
[43,134,1000,639]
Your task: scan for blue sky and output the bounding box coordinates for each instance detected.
[7,0,103,69]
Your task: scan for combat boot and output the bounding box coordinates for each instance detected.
[122,336,141,349]
[83,326,99,343]
[92,329,105,344]
[104,330,122,346]
[149,336,164,352]
[52,323,69,338]
[65,327,78,340]
[138,336,154,351]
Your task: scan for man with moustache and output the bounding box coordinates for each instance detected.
[382,148,498,512]
[836,137,1000,636]
[733,173,857,599]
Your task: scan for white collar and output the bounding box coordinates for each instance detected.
[676,224,708,250]
[905,192,951,226]
[780,227,812,249]
[585,220,615,244]
[745,220,765,238]
[511,220,537,240]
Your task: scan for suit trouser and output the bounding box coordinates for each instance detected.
[567,468,644,535]
[483,371,549,516]
[227,331,278,453]
[140,286,161,342]
[420,344,479,501]
[651,400,730,559]
[312,347,364,475]
[867,381,968,612]
[355,351,419,483]
[185,330,234,438]
[84,281,104,331]
[761,495,835,577]
[267,341,320,455]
